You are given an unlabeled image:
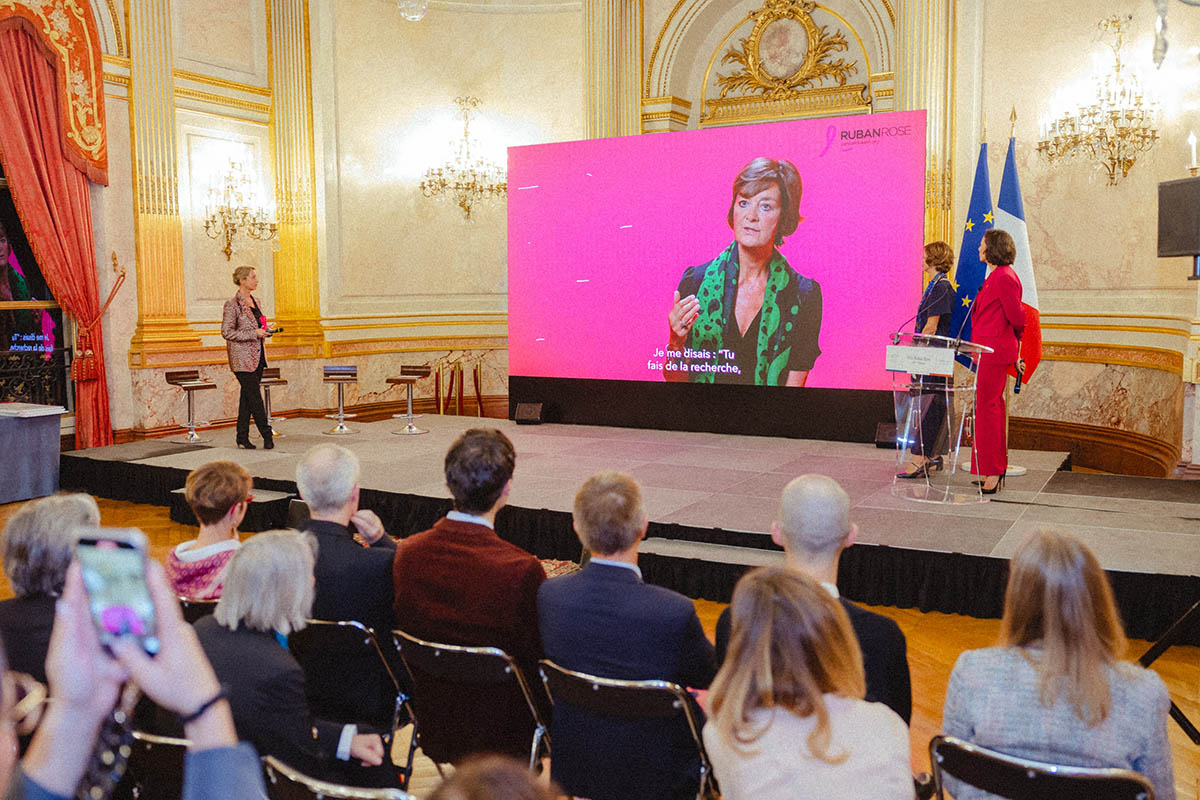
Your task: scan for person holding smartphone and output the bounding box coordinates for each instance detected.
[11,538,267,799]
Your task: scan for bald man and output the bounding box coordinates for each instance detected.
[715,474,912,724]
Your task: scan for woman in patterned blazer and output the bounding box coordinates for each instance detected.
[221,266,273,449]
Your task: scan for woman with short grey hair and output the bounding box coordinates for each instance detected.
[194,530,394,786]
[0,493,100,683]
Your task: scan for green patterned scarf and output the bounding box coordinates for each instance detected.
[690,242,794,385]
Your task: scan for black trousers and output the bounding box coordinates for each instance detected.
[911,376,948,457]
[234,363,271,442]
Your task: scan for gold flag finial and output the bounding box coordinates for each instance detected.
[1010,106,1017,139]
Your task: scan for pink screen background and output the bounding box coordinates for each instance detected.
[507,110,926,390]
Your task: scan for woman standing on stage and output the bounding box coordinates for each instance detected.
[969,229,1024,494]
[897,241,956,479]
[221,266,273,449]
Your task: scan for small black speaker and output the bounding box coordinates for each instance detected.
[514,402,543,425]
[875,422,900,449]
[1158,177,1200,258]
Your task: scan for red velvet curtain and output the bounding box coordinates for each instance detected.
[0,27,113,447]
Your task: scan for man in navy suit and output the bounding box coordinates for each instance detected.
[714,474,912,724]
[538,472,716,800]
[296,444,397,637]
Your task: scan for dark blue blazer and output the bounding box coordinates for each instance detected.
[537,561,716,800]
[715,594,912,724]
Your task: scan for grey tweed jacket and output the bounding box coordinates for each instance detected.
[942,646,1174,800]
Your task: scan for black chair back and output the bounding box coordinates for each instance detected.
[929,735,1156,800]
[288,620,409,733]
[262,755,412,800]
[391,629,549,768]
[538,659,713,799]
[177,596,217,624]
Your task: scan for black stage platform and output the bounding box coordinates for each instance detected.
[61,415,1200,643]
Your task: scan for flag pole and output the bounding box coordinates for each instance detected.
[1004,104,1030,479]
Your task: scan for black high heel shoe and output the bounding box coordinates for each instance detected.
[980,475,1004,495]
[896,456,943,479]
[236,439,256,450]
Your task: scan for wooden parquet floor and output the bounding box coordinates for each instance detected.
[1,498,1196,799]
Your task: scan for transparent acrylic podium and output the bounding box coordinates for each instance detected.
[886,333,993,505]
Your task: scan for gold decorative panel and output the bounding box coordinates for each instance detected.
[701,0,869,127]
[0,0,108,183]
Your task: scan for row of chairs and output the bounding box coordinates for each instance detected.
[164,364,432,444]
[165,598,1158,800]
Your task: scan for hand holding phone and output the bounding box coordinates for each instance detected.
[75,528,159,655]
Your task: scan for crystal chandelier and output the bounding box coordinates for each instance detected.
[1036,16,1160,185]
[420,97,507,220]
[1151,0,1200,67]
[397,0,427,21]
[203,161,278,260]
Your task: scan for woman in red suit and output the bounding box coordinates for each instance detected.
[970,229,1025,494]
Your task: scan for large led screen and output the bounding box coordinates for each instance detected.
[508,110,926,391]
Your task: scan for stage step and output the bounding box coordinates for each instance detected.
[640,537,784,567]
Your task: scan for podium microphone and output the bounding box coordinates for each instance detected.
[891,312,919,344]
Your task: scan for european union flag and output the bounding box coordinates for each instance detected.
[950,143,994,368]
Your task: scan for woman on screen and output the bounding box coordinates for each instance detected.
[665,157,822,386]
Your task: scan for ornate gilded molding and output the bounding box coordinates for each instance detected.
[1041,341,1183,375]
[173,86,270,118]
[701,0,867,126]
[715,0,857,99]
[701,85,867,127]
[0,0,108,184]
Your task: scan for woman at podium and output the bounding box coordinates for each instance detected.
[897,242,956,479]
[969,229,1025,494]
[665,157,822,386]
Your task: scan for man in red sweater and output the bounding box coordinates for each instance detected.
[392,428,547,765]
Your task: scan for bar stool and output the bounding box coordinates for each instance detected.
[322,365,358,435]
[259,367,288,438]
[165,370,216,445]
[387,364,432,435]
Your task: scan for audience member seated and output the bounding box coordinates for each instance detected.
[296,444,396,636]
[166,461,252,600]
[714,474,911,724]
[705,567,912,800]
[537,471,716,800]
[941,528,1175,800]
[0,493,100,684]
[8,549,266,799]
[392,428,547,763]
[194,530,396,787]
[427,755,561,800]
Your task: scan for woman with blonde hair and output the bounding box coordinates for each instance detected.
[221,265,274,449]
[942,528,1174,800]
[194,530,395,786]
[704,567,911,800]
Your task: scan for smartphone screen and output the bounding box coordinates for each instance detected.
[76,530,159,655]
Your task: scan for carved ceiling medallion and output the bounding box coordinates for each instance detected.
[716,0,858,100]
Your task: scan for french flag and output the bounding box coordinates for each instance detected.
[995,137,1042,382]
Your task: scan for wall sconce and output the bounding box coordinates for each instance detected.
[203,161,279,260]
[1037,16,1160,185]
